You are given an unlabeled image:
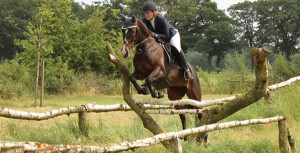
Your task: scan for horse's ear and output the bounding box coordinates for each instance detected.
[119,13,126,21]
[131,16,136,23]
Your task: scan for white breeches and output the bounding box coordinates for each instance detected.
[169,29,182,52]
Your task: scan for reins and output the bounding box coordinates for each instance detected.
[134,27,160,54]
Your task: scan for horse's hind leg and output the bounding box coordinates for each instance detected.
[186,72,209,145]
[168,87,188,140]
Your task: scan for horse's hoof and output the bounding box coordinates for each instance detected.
[138,88,149,95]
[151,93,158,98]
[204,139,210,147]
[157,92,164,98]
[204,134,209,147]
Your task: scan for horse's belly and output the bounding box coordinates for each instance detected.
[134,63,153,79]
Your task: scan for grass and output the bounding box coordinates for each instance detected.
[0,81,299,152]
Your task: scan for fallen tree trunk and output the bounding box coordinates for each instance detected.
[196,48,271,127]
[0,116,284,153]
[191,48,279,142]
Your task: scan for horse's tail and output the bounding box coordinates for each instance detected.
[187,63,201,101]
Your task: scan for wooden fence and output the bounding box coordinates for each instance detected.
[0,116,295,153]
[0,76,299,152]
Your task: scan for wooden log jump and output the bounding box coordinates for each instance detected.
[1,116,293,153]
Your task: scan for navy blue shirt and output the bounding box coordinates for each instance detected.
[143,14,176,42]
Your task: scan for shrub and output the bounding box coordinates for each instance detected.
[0,59,33,99]
[270,54,295,81]
[290,53,300,76]
[44,57,76,94]
[72,72,123,95]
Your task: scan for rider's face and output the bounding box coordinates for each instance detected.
[144,11,154,21]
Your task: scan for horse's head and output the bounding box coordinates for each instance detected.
[120,15,138,58]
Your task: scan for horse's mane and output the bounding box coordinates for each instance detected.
[136,19,151,38]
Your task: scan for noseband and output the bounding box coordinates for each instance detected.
[123,26,158,54]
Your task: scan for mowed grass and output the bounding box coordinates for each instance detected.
[0,82,299,153]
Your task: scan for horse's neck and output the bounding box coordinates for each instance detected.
[137,20,151,39]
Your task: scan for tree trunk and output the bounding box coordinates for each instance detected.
[34,19,42,108]
[207,55,212,73]
[196,47,271,138]
[40,58,44,107]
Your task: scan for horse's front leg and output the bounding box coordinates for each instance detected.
[143,67,165,98]
[129,73,148,95]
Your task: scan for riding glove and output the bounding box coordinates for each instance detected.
[150,31,158,38]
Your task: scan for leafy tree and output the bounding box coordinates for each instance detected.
[254,0,300,59]
[228,1,256,48]
[161,0,235,72]
[0,0,36,60]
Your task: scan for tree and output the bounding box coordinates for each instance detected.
[0,0,36,60]
[163,0,235,72]
[228,1,256,48]
[255,0,300,59]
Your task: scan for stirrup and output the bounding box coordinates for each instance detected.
[184,70,193,80]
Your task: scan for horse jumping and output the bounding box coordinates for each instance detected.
[120,15,204,140]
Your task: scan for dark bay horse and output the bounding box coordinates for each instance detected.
[120,16,202,136]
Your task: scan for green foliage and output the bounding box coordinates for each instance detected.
[290,53,300,76]
[0,60,32,99]
[269,53,300,82]
[224,51,251,79]
[0,0,36,59]
[256,0,300,58]
[72,72,123,95]
[44,57,75,94]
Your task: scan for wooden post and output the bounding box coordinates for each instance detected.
[173,135,182,153]
[287,128,296,151]
[278,119,292,153]
[78,111,89,137]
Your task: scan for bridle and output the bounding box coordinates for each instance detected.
[123,26,158,54]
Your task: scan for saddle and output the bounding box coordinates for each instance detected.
[151,41,182,90]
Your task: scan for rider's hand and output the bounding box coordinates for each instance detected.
[150,31,158,38]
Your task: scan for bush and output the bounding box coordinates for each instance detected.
[0,60,33,99]
[44,57,76,94]
[290,53,300,76]
[72,72,123,95]
[270,53,298,81]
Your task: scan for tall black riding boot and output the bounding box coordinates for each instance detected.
[173,49,193,80]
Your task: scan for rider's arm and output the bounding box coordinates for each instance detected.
[155,15,172,42]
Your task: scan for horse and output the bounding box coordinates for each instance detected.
[120,15,204,140]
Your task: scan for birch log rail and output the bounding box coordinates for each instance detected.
[0,116,289,153]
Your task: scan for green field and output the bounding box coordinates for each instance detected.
[0,80,299,153]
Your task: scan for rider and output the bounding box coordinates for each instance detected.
[142,1,193,80]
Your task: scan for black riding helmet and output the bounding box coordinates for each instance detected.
[143,1,156,13]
